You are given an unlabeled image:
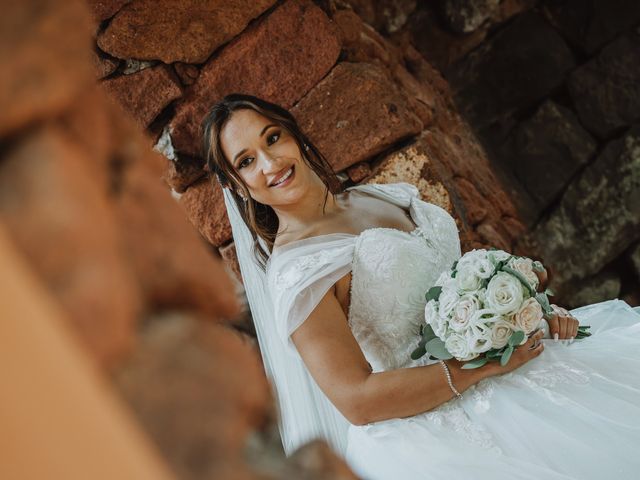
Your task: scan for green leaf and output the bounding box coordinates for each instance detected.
[451,260,458,271]
[501,266,536,297]
[500,345,514,366]
[508,330,525,347]
[461,357,489,369]
[411,345,427,360]
[425,286,443,302]
[486,349,503,359]
[544,287,555,297]
[425,338,453,360]
[422,324,437,343]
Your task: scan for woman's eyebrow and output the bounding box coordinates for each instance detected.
[232,123,277,164]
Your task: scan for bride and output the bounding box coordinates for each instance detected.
[201,93,640,479]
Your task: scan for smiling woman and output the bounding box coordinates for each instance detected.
[201,94,340,269]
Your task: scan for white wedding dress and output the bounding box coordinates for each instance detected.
[266,182,640,480]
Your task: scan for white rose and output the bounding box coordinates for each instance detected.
[435,270,452,287]
[449,294,481,333]
[426,301,448,338]
[438,287,459,318]
[513,297,543,334]
[490,318,514,349]
[489,249,511,263]
[466,326,493,354]
[455,266,483,293]
[485,272,524,315]
[445,333,476,361]
[507,257,539,290]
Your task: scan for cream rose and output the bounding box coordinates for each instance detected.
[490,318,514,349]
[507,257,539,290]
[449,294,481,332]
[513,297,543,334]
[485,272,525,315]
[426,301,448,338]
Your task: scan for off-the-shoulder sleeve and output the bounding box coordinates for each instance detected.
[267,235,355,354]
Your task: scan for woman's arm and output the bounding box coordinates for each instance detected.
[291,286,545,426]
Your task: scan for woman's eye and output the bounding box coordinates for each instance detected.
[239,157,254,169]
[267,132,280,145]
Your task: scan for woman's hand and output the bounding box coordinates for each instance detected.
[483,329,545,378]
[547,304,579,342]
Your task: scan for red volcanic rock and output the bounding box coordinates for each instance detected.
[179,178,232,248]
[92,50,119,79]
[347,162,372,183]
[453,176,488,226]
[0,0,94,138]
[102,66,182,128]
[174,63,200,86]
[170,0,341,157]
[162,156,207,193]
[219,242,242,285]
[97,0,276,63]
[86,0,130,22]
[114,314,271,479]
[0,126,143,368]
[477,221,512,252]
[292,62,423,172]
[115,145,240,321]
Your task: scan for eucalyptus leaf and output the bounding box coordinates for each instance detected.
[508,330,525,347]
[425,338,453,360]
[544,287,555,297]
[425,286,443,302]
[423,324,437,343]
[461,357,489,369]
[486,349,503,359]
[411,345,427,360]
[500,345,514,366]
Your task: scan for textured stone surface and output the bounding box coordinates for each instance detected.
[440,0,500,33]
[0,0,94,138]
[501,100,597,213]
[447,12,575,132]
[92,50,119,79]
[544,0,640,55]
[97,0,275,63]
[101,65,182,128]
[631,243,640,280]
[115,313,271,480]
[346,162,372,183]
[86,0,130,22]
[179,178,232,247]
[520,125,640,291]
[0,127,142,367]
[220,242,242,285]
[114,142,240,320]
[292,62,423,172]
[174,62,200,86]
[568,32,640,139]
[163,155,207,193]
[563,270,621,309]
[170,0,341,157]
[366,142,453,213]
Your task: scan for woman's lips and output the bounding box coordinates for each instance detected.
[271,165,295,188]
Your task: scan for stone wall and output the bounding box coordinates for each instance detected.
[386,0,640,307]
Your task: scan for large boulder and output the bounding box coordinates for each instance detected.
[519,124,640,292]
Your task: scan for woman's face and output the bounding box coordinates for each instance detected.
[220,109,312,206]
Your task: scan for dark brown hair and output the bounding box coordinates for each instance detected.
[201,93,341,270]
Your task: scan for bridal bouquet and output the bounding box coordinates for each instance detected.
[411,249,591,369]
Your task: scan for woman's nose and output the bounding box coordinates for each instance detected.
[259,150,280,172]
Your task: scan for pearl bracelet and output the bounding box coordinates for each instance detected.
[439,360,463,399]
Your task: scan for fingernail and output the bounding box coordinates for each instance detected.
[554,333,559,343]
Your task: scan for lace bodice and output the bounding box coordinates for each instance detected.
[267,182,461,369]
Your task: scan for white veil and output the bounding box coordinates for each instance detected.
[222,187,350,457]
